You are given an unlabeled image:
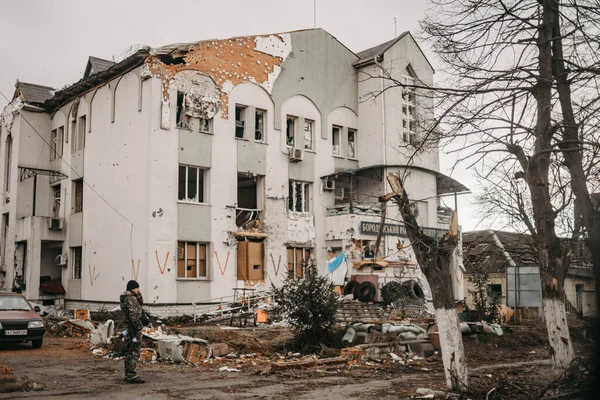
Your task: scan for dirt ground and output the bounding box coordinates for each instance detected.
[0,323,594,399]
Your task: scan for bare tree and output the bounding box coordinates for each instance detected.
[379,0,600,368]
[383,172,467,390]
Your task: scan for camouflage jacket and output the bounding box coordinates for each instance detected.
[120,290,143,334]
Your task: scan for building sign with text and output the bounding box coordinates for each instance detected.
[359,221,448,240]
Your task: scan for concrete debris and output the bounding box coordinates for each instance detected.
[157,337,208,363]
[90,319,115,345]
[415,388,460,399]
[139,348,158,362]
[219,366,240,372]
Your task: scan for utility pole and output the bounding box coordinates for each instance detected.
[393,17,397,38]
[314,0,317,29]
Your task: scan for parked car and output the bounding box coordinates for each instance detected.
[0,292,45,348]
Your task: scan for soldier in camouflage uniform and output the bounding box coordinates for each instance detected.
[120,280,145,383]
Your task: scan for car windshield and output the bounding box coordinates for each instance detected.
[0,295,32,311]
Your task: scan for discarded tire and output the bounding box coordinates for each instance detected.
[382,281,404,305]
[358,281,376,302]
[401,280,425,305]
[343,281,360,299]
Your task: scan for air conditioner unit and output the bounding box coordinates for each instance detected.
[48,218,63,230]
[323,179,335,191]
[56,254,68,266]
[289,148,304,162]
[334,187,345,200]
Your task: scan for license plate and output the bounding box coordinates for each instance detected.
[5,330,27,336]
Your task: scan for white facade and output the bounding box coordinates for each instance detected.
[0,29,466,313]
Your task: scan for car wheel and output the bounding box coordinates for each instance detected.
[32,339,43,349]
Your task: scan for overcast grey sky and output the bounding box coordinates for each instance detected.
[0,0,481,230]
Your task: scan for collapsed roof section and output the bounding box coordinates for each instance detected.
[462,230,593,276]
[38,31,297,118]
[12,81,55,109]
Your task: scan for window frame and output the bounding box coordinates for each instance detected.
[288,180,310,213]
[177,241,208,279]
[73,179,83,213]
[286,115,297,147]
[255,109,266,142]
[77,115,86,151]
[72,247,82,280]
[304,119,314,151]
[178,165,206,204]
[235,105,246,139]
[332,126,342,156]
[401,75,417,143]
[347,128,357,159]
[287,247,312,278]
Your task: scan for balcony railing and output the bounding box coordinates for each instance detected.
[236,208,262,228]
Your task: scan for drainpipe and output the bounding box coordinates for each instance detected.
[32,175,37,217]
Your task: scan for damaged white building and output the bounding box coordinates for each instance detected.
[0,29,468,315]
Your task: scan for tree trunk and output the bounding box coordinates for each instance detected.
[384,173,467,390]
[542,297,574,368]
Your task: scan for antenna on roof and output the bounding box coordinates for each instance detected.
[314,0,317,29]
[394,17,397,38]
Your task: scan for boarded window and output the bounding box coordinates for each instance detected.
[72,247,82,280]
[287,247,311,278]
[74,180,83,213]
[237,241,264,280]
[177,241,207,278]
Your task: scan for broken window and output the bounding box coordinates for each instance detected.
[176,92,190,130]
[52,127,64,159]
[287,247,312,279]
[237,240,264,280]
[52,184,61,218]
[286,116,296,147]
[72,247,82,280]
[177,241,207,278]
[304,119,314,150]
[235,105,246,139]
[51,129,57,160]
[348,129,356,158]
[4,135,12,193]
[70,120,76,152]
[78,116,86,151]
[332,126,341,156]
[487,284,502,303]
[178,165,205,203]
[73,180,83,213]
[401,76,417,143]
[255,109,265,142]
[288,180,310,213]
[199,117,212,133]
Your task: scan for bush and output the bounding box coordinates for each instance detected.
[271,260,339,350]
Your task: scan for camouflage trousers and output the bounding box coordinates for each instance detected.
[124,332,142,378]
